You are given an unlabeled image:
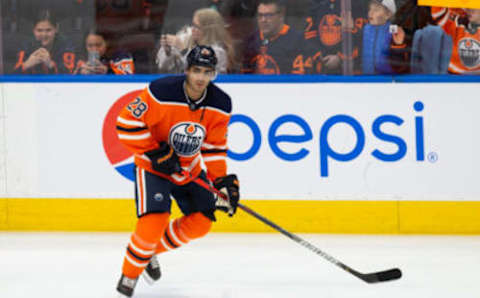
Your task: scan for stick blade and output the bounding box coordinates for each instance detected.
[361,268,402,283]
[376,268,402,281]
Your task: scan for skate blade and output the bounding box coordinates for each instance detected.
[141,271,155,286]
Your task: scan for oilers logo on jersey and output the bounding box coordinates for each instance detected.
[458,38,480,68]
[169,122,206,157]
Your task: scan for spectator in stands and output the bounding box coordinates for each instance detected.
[361,0,396,74]
[432,7,480,74]
[389,0,433,74]
[74,29,135,75]
[215,0,261,68]
[13,9,76,74]
[303,0,368,74]
[95,0,163,74]
[156,8,236,73]
[409,14,452,74]
[242,0,318,74]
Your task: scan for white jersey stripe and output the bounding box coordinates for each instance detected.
[136,154,151,162]
[141,169,147,214]
[136,167,142,216]
[437,13,449,27]
[132,233,157,250]
[113,58,133,64]
[129,240,155,256]
[176,219,192,242]
[171,173,187,182]
[181,155,201,172]
[168,220,187,246]
[201,142,227,150]
[203,155,226,162]
[432,8,446,19]
[160,237,173,251]
[449,63,465,73]
[118,132,152,140]
[117,116,146,127]
[125,253,148,268]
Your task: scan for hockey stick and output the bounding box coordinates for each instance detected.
[189,174,402,284]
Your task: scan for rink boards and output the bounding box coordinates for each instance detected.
[0,76,479,233]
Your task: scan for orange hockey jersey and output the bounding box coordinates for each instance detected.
[432,7,480,74]
[116,75,231,185]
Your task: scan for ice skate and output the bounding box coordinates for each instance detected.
[142,255,161,285]
[116,274,138,297]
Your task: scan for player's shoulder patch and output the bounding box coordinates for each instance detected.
[148,75,184,103]
[206,83,232,114]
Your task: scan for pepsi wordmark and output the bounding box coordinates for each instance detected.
[227,101,427,177]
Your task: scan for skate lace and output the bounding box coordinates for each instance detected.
[150,256,160,269]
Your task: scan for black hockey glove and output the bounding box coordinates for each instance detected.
[213,174,240,217]
[145,141,182,175]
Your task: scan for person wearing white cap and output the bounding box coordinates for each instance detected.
[380,0,397,16]
[368,0,396,26]
[361,0,397,74]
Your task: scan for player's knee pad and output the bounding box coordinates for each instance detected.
[180,212,212,240]
[135,212,170,243]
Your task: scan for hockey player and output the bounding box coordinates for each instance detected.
[115,45,240,297]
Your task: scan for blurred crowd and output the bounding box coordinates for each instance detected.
[1,0,479,75]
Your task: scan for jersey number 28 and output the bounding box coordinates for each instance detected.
[127,97,148,118]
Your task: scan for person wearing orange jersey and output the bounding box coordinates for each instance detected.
[432,7,480,74]
[115,45,240,298]
[74,29,135,75]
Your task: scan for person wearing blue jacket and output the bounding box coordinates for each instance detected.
[362,0,397,74]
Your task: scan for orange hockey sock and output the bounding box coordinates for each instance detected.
[122,212,170,279]
[155,212,212,254]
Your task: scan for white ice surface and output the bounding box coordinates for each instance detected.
[0,232,479,298]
